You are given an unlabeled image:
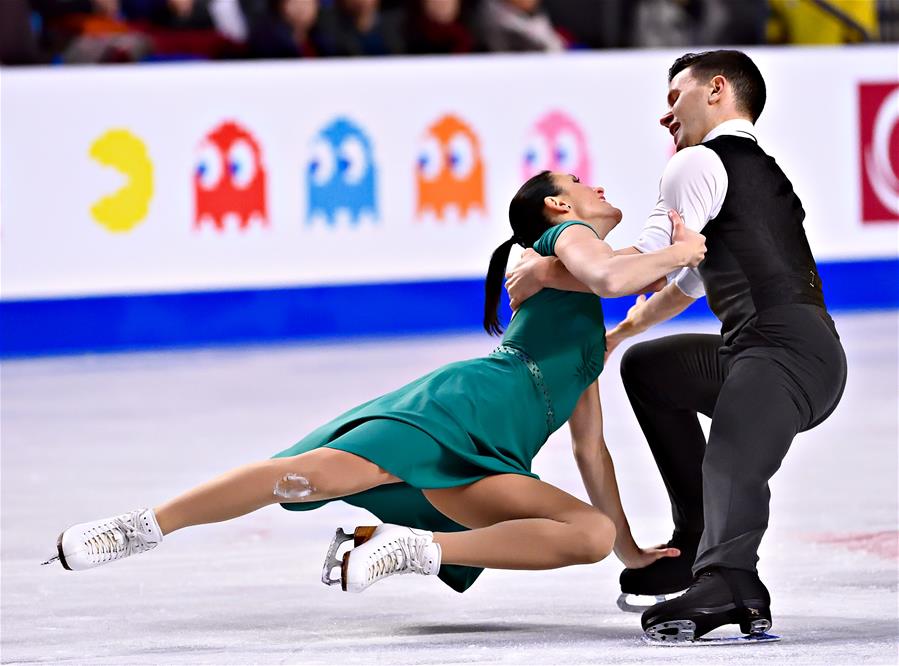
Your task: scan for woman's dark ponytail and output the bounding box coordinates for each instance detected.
[483,237,517,336]
[483,171,562,336]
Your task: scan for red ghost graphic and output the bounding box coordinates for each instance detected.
[194,121,268,230]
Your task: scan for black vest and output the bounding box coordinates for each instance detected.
[699,135,826,345]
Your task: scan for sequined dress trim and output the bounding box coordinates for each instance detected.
[491,344,555,435]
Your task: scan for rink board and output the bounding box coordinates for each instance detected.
[2,46,897,355]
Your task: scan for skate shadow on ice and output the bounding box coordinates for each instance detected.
[771,616,899,646]
[397,622,636,640]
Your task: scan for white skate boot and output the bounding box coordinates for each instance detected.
[43,508,163,571]
[321,524,441,592]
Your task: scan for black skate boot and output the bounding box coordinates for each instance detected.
[641,567,778,645]
[616,531,699,613]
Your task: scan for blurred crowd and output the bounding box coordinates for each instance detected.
[0,0,893,65]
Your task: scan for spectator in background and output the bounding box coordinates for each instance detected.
[630,0,766,48]
[31,0,255,62]
[31,0,155,62]
[542,0,633,49]
[121,0,260,44]
[405,0,476,55]
[475,0,566,52]
[630,0,693,47]
[879,0,899,42]
[248,0,320,58]
[315,0,405,56]
[696,0,767,44]
[768,0,878,43]
[1,0,41,64]
[123,0,256,60]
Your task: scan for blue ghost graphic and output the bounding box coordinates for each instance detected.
[307,117,378,226]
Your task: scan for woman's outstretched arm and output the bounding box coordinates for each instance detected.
[553,214,705,298]
[568,381,679,569]
[505,249,667,309]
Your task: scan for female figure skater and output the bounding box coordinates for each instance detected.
[47,171,706,595]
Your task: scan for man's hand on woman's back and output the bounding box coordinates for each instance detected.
[505,249,552,310]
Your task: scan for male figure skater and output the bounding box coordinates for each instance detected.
[505,50,847,643]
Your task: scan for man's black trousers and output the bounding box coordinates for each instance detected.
[620,304,847,573]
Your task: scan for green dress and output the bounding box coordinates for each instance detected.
[274,220,606,592]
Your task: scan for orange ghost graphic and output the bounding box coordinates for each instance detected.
[415,114,486,221]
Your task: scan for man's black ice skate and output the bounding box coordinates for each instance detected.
[617,531,699,613]
[641,567,780,646]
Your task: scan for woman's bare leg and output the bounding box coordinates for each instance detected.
[423,474,615,570]
[155,448,400,535]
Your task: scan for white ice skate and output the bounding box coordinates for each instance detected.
[321,524,441,592]
[42,508,163,571]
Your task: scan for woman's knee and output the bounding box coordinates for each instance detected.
[272,448,396,500]
[568,511,616,564]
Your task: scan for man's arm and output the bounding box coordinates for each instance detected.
[605,282,696,356]
[504,251,589,310]
[628,145,727,301]
[509,145,725,308]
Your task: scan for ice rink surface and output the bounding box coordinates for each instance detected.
[2,312,897,665]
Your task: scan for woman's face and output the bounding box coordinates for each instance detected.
[550,173,622,235]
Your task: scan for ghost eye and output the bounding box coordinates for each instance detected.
[339,135,368,185]
[227,139,257,190]
[523,133,549,174]
[554,130,582,175]
[417,137,442,181]
[309,138,336,186]
[196,142,223,190]
[448,132,476,180]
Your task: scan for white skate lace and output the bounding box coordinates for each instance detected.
[85,511,156,564]
[366,537,430,583]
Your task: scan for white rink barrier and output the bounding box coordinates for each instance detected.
[1,46,897,353]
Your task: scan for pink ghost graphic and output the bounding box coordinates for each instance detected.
[522,111,592,183]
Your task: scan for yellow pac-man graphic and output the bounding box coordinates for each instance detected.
[89,129,154,232]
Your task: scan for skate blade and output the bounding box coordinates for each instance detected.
[42,532,69,569]
[321,526,379,588]
[643,619,780,646]
[616,591,683,614]
[321,528,353,587]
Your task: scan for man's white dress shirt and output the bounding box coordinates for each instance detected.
[634,118,758,298]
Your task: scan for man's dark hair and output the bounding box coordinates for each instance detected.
[669,50,767,123]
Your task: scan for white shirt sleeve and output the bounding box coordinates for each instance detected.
[672,266,706,298]
[633,145,729,299]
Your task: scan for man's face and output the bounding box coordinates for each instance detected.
[660,68,714,151]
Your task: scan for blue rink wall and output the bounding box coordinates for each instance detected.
[2,257,897,356]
